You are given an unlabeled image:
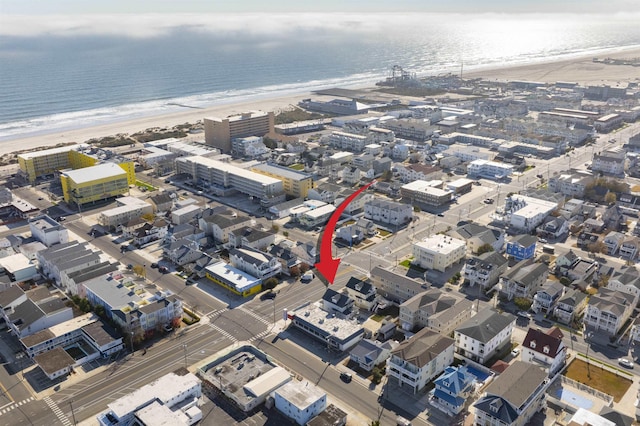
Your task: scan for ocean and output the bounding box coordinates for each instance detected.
[1,12,640,142]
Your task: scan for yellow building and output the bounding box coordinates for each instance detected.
[250,163,314,198]
[204,261,262,297]
[18,144,88,183]
[61,162,135,205]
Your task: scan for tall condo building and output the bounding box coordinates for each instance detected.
[204,111,274,153]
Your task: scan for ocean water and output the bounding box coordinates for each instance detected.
[1,13,640,142]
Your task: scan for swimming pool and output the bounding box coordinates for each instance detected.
[556,388,594,409]
[466,365,490,383]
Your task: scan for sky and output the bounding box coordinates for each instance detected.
[0,0,638,14]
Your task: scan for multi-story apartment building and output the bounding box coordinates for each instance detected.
[231,136,269,159]
[454,309,515,365]
[377,119,437,142]
[584,287,635,335]
[473,361,549,426]
[364,198,413,226]
[531,281,564,314]
[401,180,453,207]
[467,159,513,180]
[175,156,285,205]
[251,163,314,198]
[371,266,428,304]
[61,162,135,206]
[500,259,549,301]
[399,290,474,335]
[591,150,626,176]
[387,328,454,394]
[505,195,558,233]
[29,215,68,247]
[18,144,88,183]
[198,213,252,243]
[97,196,153,229]
[327,131,369,152]
[36,241,102,285]
[461,251,508,291]
[204,111,274,153]
[229,248,281,281]
[273,381,327,426]
[412,235,466,273]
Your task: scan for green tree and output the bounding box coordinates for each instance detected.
[513,297,533,311]
[263,277,278,290]
[271,224,280,232]
[369,421,381,426]
[477,243,494,255]
[413,205,421,213]
[604,192,617,205]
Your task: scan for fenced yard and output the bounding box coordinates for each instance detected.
[564,359,632,403]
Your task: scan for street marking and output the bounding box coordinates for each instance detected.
[238,307,271,326]
[207,323,237,342]
[249,329,273,342]
[43,396,72,426]
[0,397,35,416]
[205,309,228,319]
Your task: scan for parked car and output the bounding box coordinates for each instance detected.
[260,291,276,300]
[150,263,159,268]
[483,198,494,204]
[619,358,634,368]
[340,372,352,383]
[301,271,314,282]
[511,348,520,357]
[158,266,169,273]
[517,311,531,319]
[127,264,133,270]
[163,324,173,332]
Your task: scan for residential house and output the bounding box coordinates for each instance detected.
[603,231,625,255]
[399,289,474,335]
[229,248,281,281]
[548,171,595,198]
[226,227,276,251]
[371,266,427,304]
[344,277,377,311]
[577,232,600,250]
[341,166,361,185]
[500,259,549,301]
[163,239,204,266]
[198,213,252,244]
[147,192,173,213]
[583,218,605,233]
[349,339,397,372]
[535,216,569,240]
[355,218,376,238]
[36,242,102,285]
[122,217,146,239]
[602,205,625,231]
[387,328,455,394]
[521,327,566,376]
[429,366,475,416]
[505,234,537,261]
[28,215,68,247]
[473,361,548,426]
[413,234,466,272]
[583,287,635,335]
[462,252,509,291]
[4,294,73,338]
[606,266,640,305]
[0,285,27,313]
[454,309,516,365]
[447,223,505,254]
[592,150,625,176]
[553,288,587,325]
[619,236,640,260]
[132,219,169,247]
[335,224,364,246]
[398,164,442,183]
[321,289,354,317]
[532,281,565,314]
[273,380,327,426]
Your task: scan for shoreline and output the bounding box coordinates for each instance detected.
[2,45,640,157]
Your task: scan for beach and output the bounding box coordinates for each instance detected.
[3,46,640,158]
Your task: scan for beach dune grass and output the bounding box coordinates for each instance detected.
[564,358,632,402]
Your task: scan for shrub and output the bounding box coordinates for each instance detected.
[514,297,533,311]
[263,277,278,290]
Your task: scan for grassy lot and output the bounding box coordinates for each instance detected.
[289,163,305,171]
[377,228,391,237]
[399,259,427,273]
[399,259,412,268]
[370,314,385,322]
[135,180,157,191]
[564,358,632,402]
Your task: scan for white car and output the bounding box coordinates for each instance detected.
[619,358,634,368]
[511,348,520,357]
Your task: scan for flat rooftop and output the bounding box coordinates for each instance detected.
[205,261,261,293]
[18,144,83,160]
[292,303,363,342]
[62,163,127,184]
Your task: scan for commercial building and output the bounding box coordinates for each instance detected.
[60,162,135,206]
[251,163,315,198]
[299,204,336,229]
[0,253,38,282]
[97,197,153,229]
[454,309,515,365]
[18,144,88,183]
[387,328,455,394]
[505,195,558,233]
[473,361,548,426]
[289,303,364,352]
[29,215,69,247]
[205,261,262,297]
[273,380,327,426]
[467,159,513,180]
[204,111,274,153]
[175,156,285,205]
[412,235,466,272]
[401,180,453,207]
[97,372,202,426]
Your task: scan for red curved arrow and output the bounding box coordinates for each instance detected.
[314,181,375,284]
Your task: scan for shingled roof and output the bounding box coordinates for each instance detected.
[391,328,454,368]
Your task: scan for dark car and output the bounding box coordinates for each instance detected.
[261,291,276,300]
[340,372,352,383]
[158,266,169,273]
[150,263,159,268]
[127,264,133,270]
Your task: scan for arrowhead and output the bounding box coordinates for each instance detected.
[314,257,341,285]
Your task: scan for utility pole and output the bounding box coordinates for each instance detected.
[183,343,188,369]
[70,399,77,426]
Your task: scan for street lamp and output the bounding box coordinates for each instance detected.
[585,331,593,378]
[69,399,77,426]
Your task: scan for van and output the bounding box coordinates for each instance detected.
[542,245,555,254]
[301,271,314,282]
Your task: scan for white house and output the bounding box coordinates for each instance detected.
[413,234,466,272]
[229,248,281,281]
[344,277,377,311]
[454,309,516,365]
[606,266,640,305]
[364,198,413,226]
[521,327,566,376]
[349,339,397,372]
[387,328,455,394]
[29,215,68,247]
[583,287,635,335]
[273,380,326,426]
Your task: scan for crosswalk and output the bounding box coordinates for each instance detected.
[238,307,271,326]
[207,322,237,342]
[43,396,72,426]
[0,397,35,416]
[249,329,273,342]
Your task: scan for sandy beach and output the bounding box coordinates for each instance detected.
[3,46,640,158]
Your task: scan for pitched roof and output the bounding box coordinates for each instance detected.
[391,328,454,368]
[203,213,251,229]
[455,309,515,344]
[345,277,374,295]
[522,327,564,357]
[0,285,25,308]
[589,287,635,316]
[482,361,547,409]
[510,234,537,247]
[474,395,519,424]
[322,288,353,309]
[557,288,587,307]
